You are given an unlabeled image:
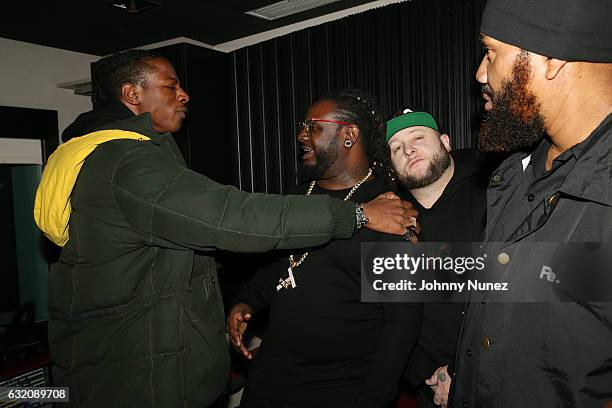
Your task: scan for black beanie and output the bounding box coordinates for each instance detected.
[481,0,612,62]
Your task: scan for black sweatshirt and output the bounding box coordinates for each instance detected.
[235,177,422,407]
[402,149,491,385]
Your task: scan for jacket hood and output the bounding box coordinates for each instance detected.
[35,128,150,246]
[62,100,134,142]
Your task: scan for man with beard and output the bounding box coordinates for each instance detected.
[33,51,419,408]
[385,109,490,408]
[445,1,612,407]
[227,89,423,408]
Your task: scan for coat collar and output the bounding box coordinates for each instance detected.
[94,111,162,141]
[495,114,611,207]
[558,114,611,207]
[87,106,186,165]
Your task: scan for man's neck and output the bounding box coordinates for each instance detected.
[544,80,612,170]
[410,160,455,209]
[317,163,371,190]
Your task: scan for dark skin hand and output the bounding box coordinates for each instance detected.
[227,302,254,359]
[363,192,421,242]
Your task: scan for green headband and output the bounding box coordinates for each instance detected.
[385,111,439,142]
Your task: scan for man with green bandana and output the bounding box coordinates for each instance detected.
[385,108,489,408]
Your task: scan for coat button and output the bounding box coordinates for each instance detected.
[527,193,535,202]
[497,252,510,265]
[462,402,469,408]
[482,336,491,349]
[467,349,472,359]
[491,174,502,184]
[548,193,559,206]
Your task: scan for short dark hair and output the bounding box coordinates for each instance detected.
[322,88,390,180]
[92,49,165,107]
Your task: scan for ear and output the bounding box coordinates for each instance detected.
[440,134,451,152]
[343,125,360,145]
[545,58,568,80]
[121,83,141,106]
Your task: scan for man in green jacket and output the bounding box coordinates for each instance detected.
[34,50,417,408]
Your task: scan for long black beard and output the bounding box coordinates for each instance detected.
[301,136,340,181]
[477,52,546,154]
[397,142,452,190]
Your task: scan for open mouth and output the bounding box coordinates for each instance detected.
[301,145,314,160]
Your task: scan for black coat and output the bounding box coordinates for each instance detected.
[452,115,612,408]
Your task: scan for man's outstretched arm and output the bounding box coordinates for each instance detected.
[111,144,417,253]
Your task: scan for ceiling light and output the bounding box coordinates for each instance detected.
[107,0,162,13]
[245,0,342,21]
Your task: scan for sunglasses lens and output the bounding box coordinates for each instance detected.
[298,121,310,133]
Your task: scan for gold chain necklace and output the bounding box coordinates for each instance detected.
[276,168,373,291]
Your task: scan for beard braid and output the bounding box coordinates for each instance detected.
[397,141,452,190]
[477,51,546,154]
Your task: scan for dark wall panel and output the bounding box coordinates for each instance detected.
[229,0,487,194]
[0,166,19,313]
[91,44,234,186]
[0,106,58,164]
[151,44,235,186]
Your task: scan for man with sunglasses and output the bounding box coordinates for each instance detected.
[385,109,491,408]
[228,89,422,408]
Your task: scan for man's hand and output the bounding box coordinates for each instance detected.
[425,365,451,408]
[226,302,253,359]
[363,192,420,240]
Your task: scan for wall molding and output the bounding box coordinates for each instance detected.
[138,0,407,53]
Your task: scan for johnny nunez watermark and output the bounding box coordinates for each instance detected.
[372,279,508,292]
[361,242,612,302]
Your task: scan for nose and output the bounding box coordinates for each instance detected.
[297,124,309,142]
[177,86,190,104]
[404,144,416,157]
[476,54,488,85]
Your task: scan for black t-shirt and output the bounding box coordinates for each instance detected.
[236,177,422,407]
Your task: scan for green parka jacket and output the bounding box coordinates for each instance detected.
[45,104,356,407]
